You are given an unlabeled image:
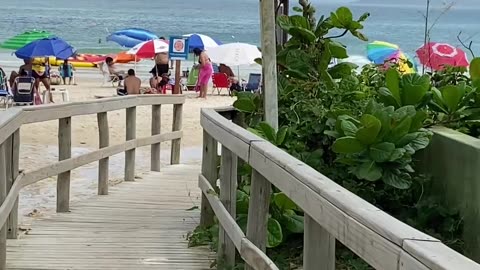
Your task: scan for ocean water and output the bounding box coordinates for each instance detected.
[0,0,479,72]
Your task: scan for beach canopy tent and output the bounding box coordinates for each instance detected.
[0,30,55,50]
[15,37,75,60]
[207,42,261,66]
[416,42,469,71]
[107,28,158,48]
[183,33,222,51]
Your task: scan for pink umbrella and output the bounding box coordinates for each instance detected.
[126,39,169,59]
[416,42,469,70]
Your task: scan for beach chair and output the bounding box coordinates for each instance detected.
[186,67,199,91]
[99,62,121,87]
[0,68,13,109]
[13,77,35,106]
[244,73,262,93]
[212,73,231,95]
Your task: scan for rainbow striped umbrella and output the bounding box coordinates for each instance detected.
[367,41,417,73]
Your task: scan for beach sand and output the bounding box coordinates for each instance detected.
[15,76,233,227]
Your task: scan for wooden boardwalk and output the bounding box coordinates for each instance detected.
[6,164,213,270]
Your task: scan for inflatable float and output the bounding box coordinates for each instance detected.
[33,52,139,68]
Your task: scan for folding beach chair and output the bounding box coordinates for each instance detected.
[212,72,231,95]
[13,77,35,106]
[99,62,121,87]
[244,73,262,93]
[186,67,199,91]
[0,68,13,109]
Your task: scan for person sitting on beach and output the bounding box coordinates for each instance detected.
[9,59,32,89]
[10,69,30,95]
[106,57,125,84]
[218,63,241,92]
[59,59,75,85]
[122,69,141,95]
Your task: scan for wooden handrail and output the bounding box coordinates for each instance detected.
[0,95,185,270]
[199,107,480,270]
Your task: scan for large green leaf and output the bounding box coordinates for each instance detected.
[328,62,358,79]
[267,218,283,248]
[276,126,288,146]
[401,74,430,106]
[273,193,298,211]
[289,15,310,29]
[332,137,366,154]
[233,99,256,113]
[334,7,353,28]
[328,41,348,59]
[288,27,316,43]
[356,114,382,145]
[277,15,292,31]
[285,49,314,76]
[369,142,396,162]
[470,57,480,80]
[389,117,412,143]
[410,110,428,131]
[408,135,431,151]
[385,69,401,104]
[441,85,465,113]
[392,106,416,122]
[283,210,304,233]
[378,87,400,108]
[341,120,358,136]
[383,172,412,189]
[357,161,382,181]
[258,122,277,143]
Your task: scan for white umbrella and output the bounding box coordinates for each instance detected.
[207,42,261,66]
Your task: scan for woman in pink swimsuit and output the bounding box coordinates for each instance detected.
[193,48,213,98]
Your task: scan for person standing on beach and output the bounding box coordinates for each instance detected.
[32,58,53,103]
[193,48,213,98]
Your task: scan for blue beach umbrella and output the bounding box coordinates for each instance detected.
[106,28,158,48]
[15,37,75,60]
[183,33,222,51]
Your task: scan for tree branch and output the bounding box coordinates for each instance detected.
[325,29,349,39]
[457,31,476,58]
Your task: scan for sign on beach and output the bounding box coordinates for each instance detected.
[169,36,189,61]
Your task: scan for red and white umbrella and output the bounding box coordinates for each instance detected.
[416,42,469,70]
[126,39,169,59]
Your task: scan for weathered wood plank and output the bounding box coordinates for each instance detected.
[0,143,6,270]
[218,147,237,268]
[97,112,109,195]
[245,170,271,270]
[151,105,161,171]
[125,107,136,181]
[7,129,19,239]
[7,165,213,270]
[303,214,335,270]
[199,131,218,227]
[170,104,183,165]
[57,117,71,212]
[240,239,279,270]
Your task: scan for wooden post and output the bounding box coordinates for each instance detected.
[218,146,237,268]
[200,131,218,227]
[260,0,279,130]
[245,169,271,270]
[303,214,335,270]
[0,142,6,270]
[57,117,71,212]
[6,130,19,239]
[281,0,289,45]
[151,105,161,171]
[174,60,182,94]
[97,112,109,195]
[125,107,136,181]
[170,104,182,165]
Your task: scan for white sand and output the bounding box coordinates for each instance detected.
[14,76,233,226]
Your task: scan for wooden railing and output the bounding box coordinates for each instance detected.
[199,107,480,270]
[0,95,184,269]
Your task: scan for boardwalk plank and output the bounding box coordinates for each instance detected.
[7,164,213,270]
